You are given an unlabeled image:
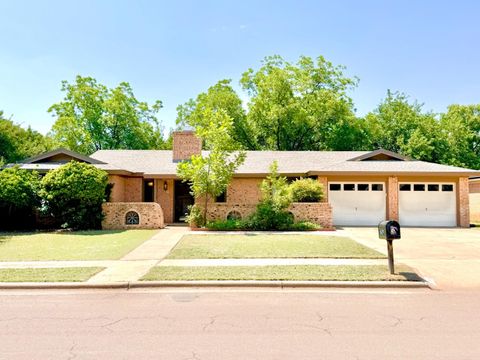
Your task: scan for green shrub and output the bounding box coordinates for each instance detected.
[40,161,108,230]
[289,178,324,202]
[206,219,244,231]
[243,201,295,231]
[186,204,205,228]
[286,221,321,231]
[0,166,40,230]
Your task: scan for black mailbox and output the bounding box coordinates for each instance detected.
[378,220,401,240]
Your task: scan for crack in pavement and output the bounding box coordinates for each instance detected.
[202,315,219,332]
[66,341,77,360]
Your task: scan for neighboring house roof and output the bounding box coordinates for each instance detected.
[89,149,479,177]
[22,148,106,165]
[8,148,132,174]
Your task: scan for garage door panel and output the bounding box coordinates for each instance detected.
[399,183,456,227]
[329,183,386,226]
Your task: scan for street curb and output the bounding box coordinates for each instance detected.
[0,280,432,290]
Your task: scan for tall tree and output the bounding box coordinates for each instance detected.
[363,91,448,162]
[0,111,52,164]
[49,76,167,154]
[176,79,253,149]
[440,104,480,169]
[240,55,366,150]
[177,108,246,226]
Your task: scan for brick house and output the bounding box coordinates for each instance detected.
[16,131,478,229]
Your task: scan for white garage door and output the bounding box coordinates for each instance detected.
[399,183,456,227]
[328,182,386,226]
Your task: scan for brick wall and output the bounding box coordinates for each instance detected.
[172,131,202,161]
[102,202,164,230]
[458,177,470,228]
[227,178,262,204]
[124,177,142,202]
[204,202,333,230]
[108,175,125,202]
[156,179,174,223]
[469,182,480,194]
[387,176,399,221]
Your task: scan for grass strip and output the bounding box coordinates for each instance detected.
[168,234,385,259]
[142,265,421,282]
[0,267,105,282]
[0,230,157,261]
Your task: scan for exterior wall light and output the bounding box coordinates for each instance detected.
[163,181,168,191]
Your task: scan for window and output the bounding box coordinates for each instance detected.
[372,184,384,191]
[329,184,341,191]
[143,179,154,202]
[414,184,425,191]
[125,211,140,225]
[343,184,355,191]
[442,184,454,192]
[399,184,411,191]
[357,184,369,191]
[216,192,227,203]
[428,184,439,191]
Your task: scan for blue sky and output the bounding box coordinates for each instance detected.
[1,0,479,134]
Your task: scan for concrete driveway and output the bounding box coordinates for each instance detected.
[342,227,480,290]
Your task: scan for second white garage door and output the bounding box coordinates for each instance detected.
[399,183,456,227]
[328,182,386,226]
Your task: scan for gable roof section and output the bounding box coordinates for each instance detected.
[347,149,410,161]
[89,149,478,177]
[23,148,106,165]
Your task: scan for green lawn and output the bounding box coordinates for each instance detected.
[0,230,157,261]
[142,265,420,281]
[167,234,385,259]
[0,267,104,282]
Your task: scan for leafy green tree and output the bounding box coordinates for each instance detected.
[440,104,480,169]
[0,111,52,164]
[40,161,108,229]
[176,79,253,149]
[49,76,168,154]
[240,55,367,150]
[0,166,40,216]
[245,161,294,230]
[363,91,448,162]
[177,109,246,226]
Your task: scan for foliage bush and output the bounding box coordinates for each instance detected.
[289,178,324,202]
[0,166,40,230]
[206,219,244,231]
[185,204,205,228]
[40,161,108,230]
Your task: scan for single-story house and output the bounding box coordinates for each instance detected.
[15,131,478,229]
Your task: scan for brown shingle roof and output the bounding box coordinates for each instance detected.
[89,150,478,176]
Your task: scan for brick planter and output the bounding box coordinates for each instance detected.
[204,202,333,230]
[102,202,165,230]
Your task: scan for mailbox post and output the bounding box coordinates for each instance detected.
[378,220,401,274]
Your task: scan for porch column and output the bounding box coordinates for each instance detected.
[387,176,399,221]
[318,176,328,202]
[458,177,470,228]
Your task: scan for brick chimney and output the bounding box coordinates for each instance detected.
[172,130,202,161]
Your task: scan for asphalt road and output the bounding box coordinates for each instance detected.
[0,288,479,359]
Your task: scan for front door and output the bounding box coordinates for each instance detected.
[174,181,194,222]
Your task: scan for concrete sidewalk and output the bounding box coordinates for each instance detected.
[87,226,188,283]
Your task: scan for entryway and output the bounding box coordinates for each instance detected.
[174,180,194,223]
